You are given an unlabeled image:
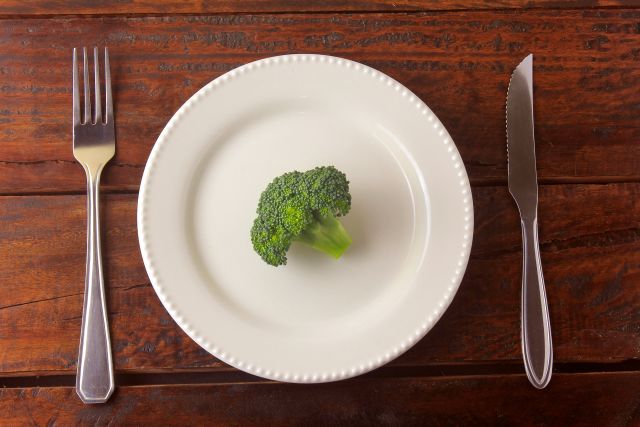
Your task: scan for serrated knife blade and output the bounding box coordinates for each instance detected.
[506,54,553,389]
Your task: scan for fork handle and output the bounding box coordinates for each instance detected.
[520,217,553,389]
[76,169,115,404]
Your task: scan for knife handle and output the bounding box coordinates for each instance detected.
[520,217,553,389]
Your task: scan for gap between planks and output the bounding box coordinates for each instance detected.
[1,361,639,389]
[0,176,639,197]
[0,5,637,20]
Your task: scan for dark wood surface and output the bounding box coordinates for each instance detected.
[0,1,639,425]
[1,184,638,375]
[1,373,639,425]
[1,10,640,194]
[1,0,638,15]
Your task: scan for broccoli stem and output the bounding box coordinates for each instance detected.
[295,214,352,259]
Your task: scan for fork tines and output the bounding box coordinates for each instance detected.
[72,47,113,126]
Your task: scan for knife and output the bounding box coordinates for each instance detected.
[506,54,553,389]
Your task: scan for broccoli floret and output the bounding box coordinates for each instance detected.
[250,166,352,266]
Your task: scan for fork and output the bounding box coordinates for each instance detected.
[72,46,115,404]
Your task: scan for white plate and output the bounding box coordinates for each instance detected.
[138,54,473,383]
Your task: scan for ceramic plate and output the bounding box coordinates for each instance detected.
[138,54,473,383]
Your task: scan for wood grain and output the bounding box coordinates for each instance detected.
[1,373,639,425]
[0,10,639,194]
[1,2,638,423]
[1,183,637,375]
[0,0,637,16]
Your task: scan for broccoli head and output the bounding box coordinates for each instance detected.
[250,166,352,266]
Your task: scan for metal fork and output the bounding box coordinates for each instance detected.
[72,47,115,404]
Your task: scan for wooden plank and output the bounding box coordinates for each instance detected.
[0,0,637,16]
[1,183,637,375]
[0,10,639,194]
[1,373,639,425]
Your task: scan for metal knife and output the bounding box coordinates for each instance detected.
[506,54,553,389]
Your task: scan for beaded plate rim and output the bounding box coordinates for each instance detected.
[137,54,474,383]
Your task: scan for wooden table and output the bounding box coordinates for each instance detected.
[1,1,639,424]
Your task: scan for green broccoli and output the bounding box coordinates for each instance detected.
[250,166,352,266]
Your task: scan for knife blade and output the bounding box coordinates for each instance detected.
[506,54,553,389]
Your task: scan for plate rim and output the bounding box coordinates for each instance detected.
[138,53,474,383]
